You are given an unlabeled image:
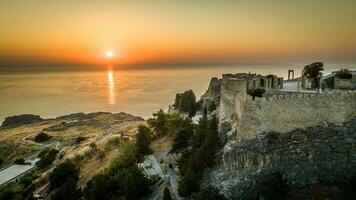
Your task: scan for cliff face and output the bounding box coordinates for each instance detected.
[208,119,356,199]
[1,114,43,128]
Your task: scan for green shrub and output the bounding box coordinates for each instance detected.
[135,125,152,160]
[36,148,59,169]
[50,178,82,200]
[75,136,86,144]
[171,128,193,153]
[196,186,227,200]
[247,88,266,100]
[34,132,51,142]
[147,109,168,137]
[257,171,289,200]
[163,187,172,200]
[50,159,79,189]
[14,158,25,165]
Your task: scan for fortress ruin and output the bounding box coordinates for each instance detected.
[201,70,356,140]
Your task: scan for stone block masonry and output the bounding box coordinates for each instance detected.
[224,90,356,140]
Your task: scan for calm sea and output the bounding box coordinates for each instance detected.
[0,64,348,122]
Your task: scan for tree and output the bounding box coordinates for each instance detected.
[135,125,152,159]
[34,132,51,142]
[121,165,151,200]
[50,159,79,189]
[0,159,3,166]
[163,187,172,200]
[147,109,168,137]
[178,168,201,197]
[302,62,324,88]
[191,111,208,149]
[171,128,192,153]
[51,178,82,200]
[84,173,120,200]
[36,149,58,169]
[196,186,227,200]
[201,115,219,167]
[248,88,265,100]
[14,158,25,165]
[166,113,193,135]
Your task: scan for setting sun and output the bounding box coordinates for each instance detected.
[106,51,113,58]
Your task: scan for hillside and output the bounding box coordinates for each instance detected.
[0,112,144,186]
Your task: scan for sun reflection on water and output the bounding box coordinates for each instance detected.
[107,69,115,105]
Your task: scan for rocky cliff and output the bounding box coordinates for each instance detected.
[207,119,356,199]
[1,114,43,128]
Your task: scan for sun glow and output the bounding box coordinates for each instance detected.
[106,51,113,58]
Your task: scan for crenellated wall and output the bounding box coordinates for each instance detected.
[221,90,356,140]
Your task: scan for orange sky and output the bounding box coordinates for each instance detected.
[1,1,356,67]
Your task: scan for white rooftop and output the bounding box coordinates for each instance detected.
[0,164,34,185]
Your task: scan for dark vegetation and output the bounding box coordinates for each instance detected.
[36,148,59,169]
[50,159,81,200]
[163,187,172,200]
[335,69,352,79]
[176,112,221,197]
[0,172,38,200]
[75,136,86,144]
[83,142,151,200]
[34,132,51,142]
[14,158,25,165]
[255,171,289,200]
[174,89,197,117]
[302,62,324,88]
[135,125,153,160]
[247,88,266,100]
[196,186,227,200]
[1,114,42,128]
[148,110,193,137]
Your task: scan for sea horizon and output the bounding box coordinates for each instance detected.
[1,63,355,123]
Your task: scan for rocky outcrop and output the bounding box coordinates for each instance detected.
[1,114,43,128]
[207,119,356,199]
[200,77,221,105]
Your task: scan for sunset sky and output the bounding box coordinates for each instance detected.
[1,0,356,68]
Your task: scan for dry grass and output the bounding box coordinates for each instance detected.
[0,112,144,186]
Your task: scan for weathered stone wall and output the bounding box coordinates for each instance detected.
[231,91,356,139]
[207,119,356,199]
[219,78,248,134]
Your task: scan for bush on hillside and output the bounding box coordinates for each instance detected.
[135,125,152,160]
[14,158,25,165]
[163,187,172,200]
[147,109,168,137]
[196,186,227,200]
[50,159,79,189]
[247,88,266,100]
[34,132,51,142]
[36,148,59,169]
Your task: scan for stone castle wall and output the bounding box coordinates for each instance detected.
[220,90,356,140]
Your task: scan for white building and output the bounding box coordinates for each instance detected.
[138,155,164,181]
[0,164,35,186]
